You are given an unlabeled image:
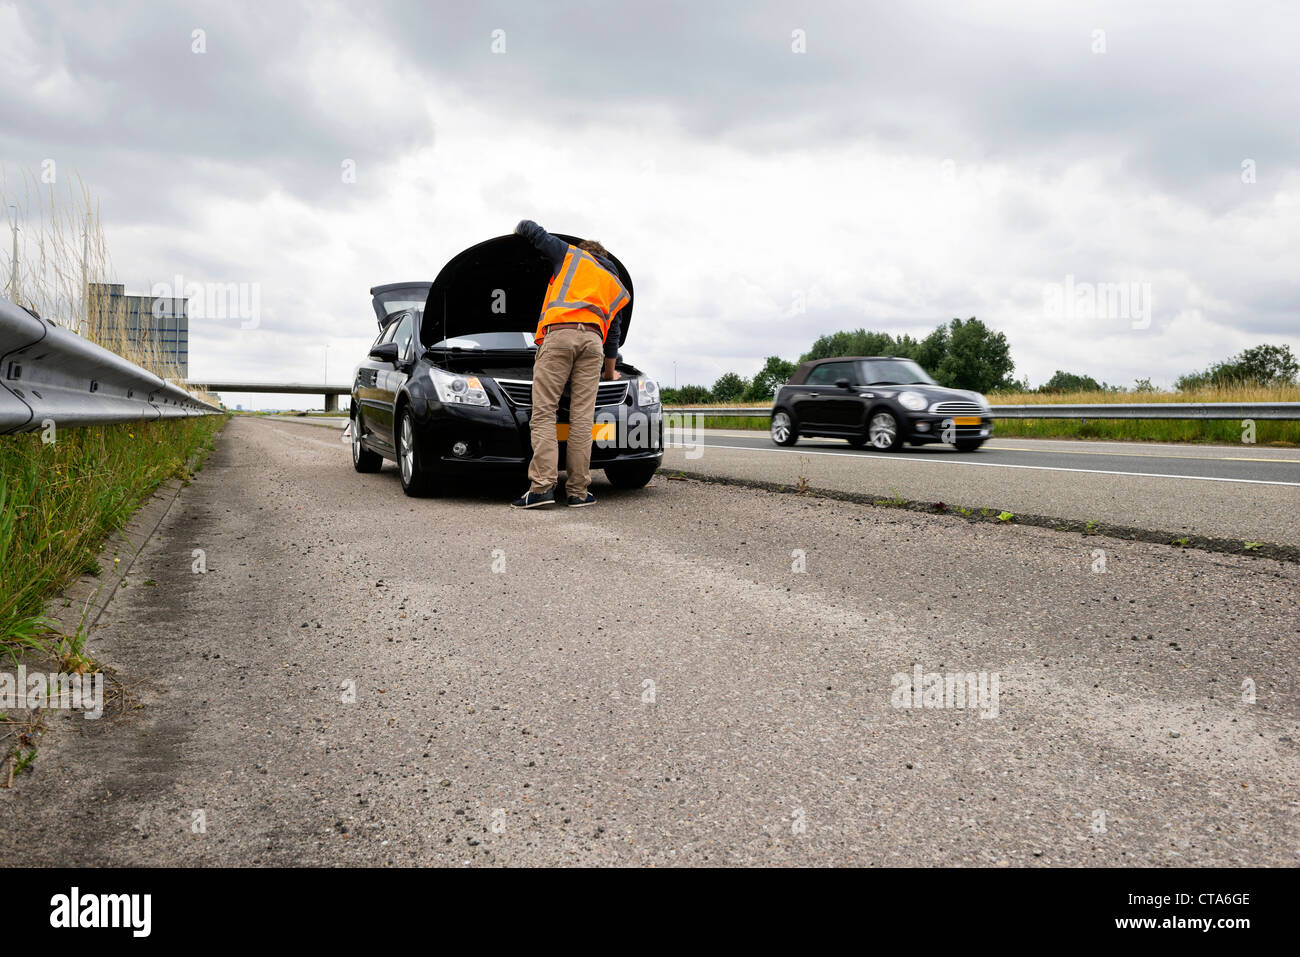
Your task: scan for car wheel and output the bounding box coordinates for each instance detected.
[351,409,382,473]
[867,410,904,452]
[397,407,437,496]
[770,410,798,446]
[604,461,659,489]
[954,438,985,453]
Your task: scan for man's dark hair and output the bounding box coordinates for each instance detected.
[578,239,611,260]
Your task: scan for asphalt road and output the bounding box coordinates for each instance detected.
[666,430,1300,545]
[1,416,1296,866]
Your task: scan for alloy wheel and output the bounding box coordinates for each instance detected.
[771,411,792,443]
[400,415,414,483]
[869,412,898,450]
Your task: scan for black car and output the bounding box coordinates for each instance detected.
[350,235,664,496]
[770,356,994,452]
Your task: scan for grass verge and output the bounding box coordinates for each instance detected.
[0,415,228,652]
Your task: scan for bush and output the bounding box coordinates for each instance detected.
[1039,370,1103,393]
[664,384,711,405]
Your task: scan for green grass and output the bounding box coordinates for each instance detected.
[0,416,227,650]
[988,417,1297,445]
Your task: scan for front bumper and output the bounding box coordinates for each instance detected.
[412,399,665,473]
[902,412,995,443]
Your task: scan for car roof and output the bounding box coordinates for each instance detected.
[789,356,912,385]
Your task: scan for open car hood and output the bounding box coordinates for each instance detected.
[419,234,633,350]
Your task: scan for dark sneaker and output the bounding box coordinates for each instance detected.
[511,489,555,509]
[567,492,596,507]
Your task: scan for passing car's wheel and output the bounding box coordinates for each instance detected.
[867,410,904,452]
[954,439,985,453]
[351,410,382,473]
[770,410,798,446]
[397,408,437,496]
[604,461,659,489]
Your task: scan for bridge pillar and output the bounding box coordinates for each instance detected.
[324,393,338,413]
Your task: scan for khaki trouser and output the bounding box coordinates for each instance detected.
[528,326,604,496]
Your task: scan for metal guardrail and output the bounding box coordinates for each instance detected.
[669,402,1300,421]
[0,296,224,435]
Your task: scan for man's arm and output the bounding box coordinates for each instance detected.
[601,312,622,379]
[515,219,568,272]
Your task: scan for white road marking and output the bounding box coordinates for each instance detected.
[667,442,1300,488]
[669,428,1300,462]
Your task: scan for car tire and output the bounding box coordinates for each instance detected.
[867,409,904,452]
[397,407,437,496]
[770,409,798,446]
[604,461,659,489]
[351,409,382,473]
[954,438,985,453]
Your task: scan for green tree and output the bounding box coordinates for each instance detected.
[913,325,949,372]
[801,329,902,362]
[1216,343,1299,384]
[1176,343,1299,391]
[711,372,749,402]
[747,356,797,399]
[933,317,1015,392]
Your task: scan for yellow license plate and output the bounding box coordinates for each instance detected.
[556,423,616,442]
[952,416,981,425]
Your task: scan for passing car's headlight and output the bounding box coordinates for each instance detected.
[636,377,661,407]
[898,391,927,411]
[974,393,991,411]
[431,367,489,407]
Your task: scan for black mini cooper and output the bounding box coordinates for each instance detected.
[350,235,664,496]
[770,356,994,452]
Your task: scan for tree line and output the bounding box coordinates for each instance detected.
[658,319,1298,405]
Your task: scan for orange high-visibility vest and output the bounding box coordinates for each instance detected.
[534,245,630,344]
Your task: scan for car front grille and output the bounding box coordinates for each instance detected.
[929,400,985,415]
[495,379,630,409]
[497,379,534,406]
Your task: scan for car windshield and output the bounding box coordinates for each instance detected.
[860,359,936,385]
[429,331,536,350]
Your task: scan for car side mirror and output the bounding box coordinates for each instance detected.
[369,341,400,363]
[835,377,852,389]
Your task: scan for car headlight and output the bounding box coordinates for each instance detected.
[898,391,927,411]
[430,367,489,407]
[636,377,661,407]
[973,393,991,410]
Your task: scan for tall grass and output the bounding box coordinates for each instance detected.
[1,167,226,648]
[986,382,1300,405]
[0,417,226,648]
[1,166,203,391]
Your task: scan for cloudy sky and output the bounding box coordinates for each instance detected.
[3,0,1298,407]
